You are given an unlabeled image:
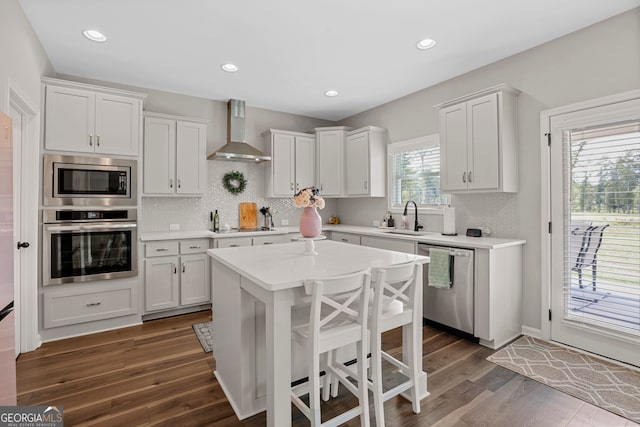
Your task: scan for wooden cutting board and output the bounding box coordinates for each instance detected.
[239,202,258,230]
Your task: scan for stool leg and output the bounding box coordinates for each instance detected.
[322,350,332,402]
[409,321,421,414]
[371,330,385,427]
[357,339,371,427]
[310,346,321,426]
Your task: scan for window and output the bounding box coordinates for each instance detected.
[387,134,449,212]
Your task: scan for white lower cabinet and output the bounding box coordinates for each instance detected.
[214,236,253,248]
[360,235,416,254]
[144,238,210,312]
[330,231,361,245]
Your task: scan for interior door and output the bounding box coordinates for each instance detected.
[8,107,21,356]
[549,98,640,366]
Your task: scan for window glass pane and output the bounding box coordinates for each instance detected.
[390,144,448,208]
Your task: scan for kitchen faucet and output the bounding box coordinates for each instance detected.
[403,200,423,232]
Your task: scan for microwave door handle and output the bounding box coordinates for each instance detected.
[46,223,137,232]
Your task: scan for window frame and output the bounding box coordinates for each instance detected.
[386,134,450,215]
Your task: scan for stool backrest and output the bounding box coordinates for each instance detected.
[372,261,420,322]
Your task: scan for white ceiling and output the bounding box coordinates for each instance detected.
[18,0,639,121]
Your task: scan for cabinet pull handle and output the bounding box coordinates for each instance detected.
[290,183,294,190]
[89,133,93,146]
[320,184,323,191]
[296,182,299,191]
[178,179,181,189]
[230,244,239,247]
[156,248,169,252]
[263,242,273,245]
[189,246,201,249]
[169,178,173,189]
[462,171,466,183]
[173,264,177,274]
[182,263,185,273]
[86,302,101,307]
[364,181,368,191]
[96,134,100,146]
[468,171,472,182]
[341,238,348,242]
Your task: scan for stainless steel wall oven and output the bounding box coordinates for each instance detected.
[43,208,138,286]
[43,154,136,206]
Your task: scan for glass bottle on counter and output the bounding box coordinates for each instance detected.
[213,210,220,232]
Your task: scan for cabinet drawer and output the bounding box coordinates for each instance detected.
[252,235,289,246]
[146,241,179,257]
[330,232,361,245]
[215,237,253,248]
[180,239,209,254]
[44,284,136,328]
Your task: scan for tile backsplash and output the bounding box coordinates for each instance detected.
[140,160,337,233]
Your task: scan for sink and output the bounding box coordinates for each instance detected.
[386,230,439,236]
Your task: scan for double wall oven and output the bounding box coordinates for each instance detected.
[42,154,138,286]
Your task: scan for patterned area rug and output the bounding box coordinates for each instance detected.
[192,321,213,353]
[487,336,640,423]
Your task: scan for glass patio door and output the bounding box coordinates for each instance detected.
[549,98,640,367]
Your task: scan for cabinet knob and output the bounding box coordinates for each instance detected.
[462,171,466,183]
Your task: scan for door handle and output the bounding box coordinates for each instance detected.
[17,241,30,250]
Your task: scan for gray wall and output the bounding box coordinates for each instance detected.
[336,7,640,331]
[0,0,54,113]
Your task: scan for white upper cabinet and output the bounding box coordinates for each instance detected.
[264,129,315,197]
[315,126,351,197]
[436,84,520,193]
[345,126,387,197]
[143,112,207,196]
[43,78,145,156]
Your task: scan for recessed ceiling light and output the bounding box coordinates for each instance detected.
[82,29,107,42]
[221,63,238,73]
[416,38,436,50]
[325,90,338,97]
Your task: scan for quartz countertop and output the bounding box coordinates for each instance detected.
[140,224,525,250]
[207,239,429,292]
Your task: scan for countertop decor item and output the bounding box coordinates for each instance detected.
[294,186,325,238]
[222,170,246,195]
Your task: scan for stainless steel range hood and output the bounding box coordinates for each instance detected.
[207,99,271,163]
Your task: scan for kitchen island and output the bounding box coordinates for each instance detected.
[208,240,429,427]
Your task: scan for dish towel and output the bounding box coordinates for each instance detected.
[428,248,452,289]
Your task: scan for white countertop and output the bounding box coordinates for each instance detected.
[207,239,428,292]
[140,224,525,250]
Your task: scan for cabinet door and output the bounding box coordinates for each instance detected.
[145,257,179,311]
[44,85,95,152]
[176,121,207,194]
[94,93,140,156]
[271,133,294,197]
[467,93,499,190]
[144,117,176,194]
[215,237,253,248]
[439,103,468,191]
[346,132,369,196]
[317,131,343,196]
[180,253,210,305]
[294,135,315,192]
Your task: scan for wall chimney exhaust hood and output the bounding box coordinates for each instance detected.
[207,99,271,163]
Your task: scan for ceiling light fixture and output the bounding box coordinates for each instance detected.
[82,29,107,42]
[325,90,338,97]
[416,38,436,50]
[221,63,238,73]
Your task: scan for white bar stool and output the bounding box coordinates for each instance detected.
[291,268,372,427]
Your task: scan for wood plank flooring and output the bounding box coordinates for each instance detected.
[16,310,636,426]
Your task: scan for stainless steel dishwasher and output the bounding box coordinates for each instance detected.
[418,244,474,335]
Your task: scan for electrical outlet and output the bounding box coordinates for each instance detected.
[281,219,289,226]
[169,224,180,231]
[373,220,380,227]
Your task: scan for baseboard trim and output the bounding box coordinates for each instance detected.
[521,326,542,339]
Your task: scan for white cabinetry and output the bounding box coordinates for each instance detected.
[43,78,145,156]
[345,126,387,197]
[314,127,352,197]
[143,112,207,196]
[263,129,315,197]
[360,235,416,254]
[214,236,253,248]
[436,84,519,193]
[144,239,210,312]
[330,231,361,245]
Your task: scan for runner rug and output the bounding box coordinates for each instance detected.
[192,321,213,353]
[487,335,640,423]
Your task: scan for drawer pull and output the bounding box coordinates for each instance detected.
[230,244,239,247]
[263,242,273,245]
[86,302,101,307]
[341,238,348,242]
[189,246,201,249]
[156,248,169,252]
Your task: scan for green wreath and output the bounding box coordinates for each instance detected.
[222,171,247,195]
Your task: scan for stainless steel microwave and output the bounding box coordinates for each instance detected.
[43,154,137,206]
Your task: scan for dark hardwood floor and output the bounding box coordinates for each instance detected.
[17,310,635,426]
